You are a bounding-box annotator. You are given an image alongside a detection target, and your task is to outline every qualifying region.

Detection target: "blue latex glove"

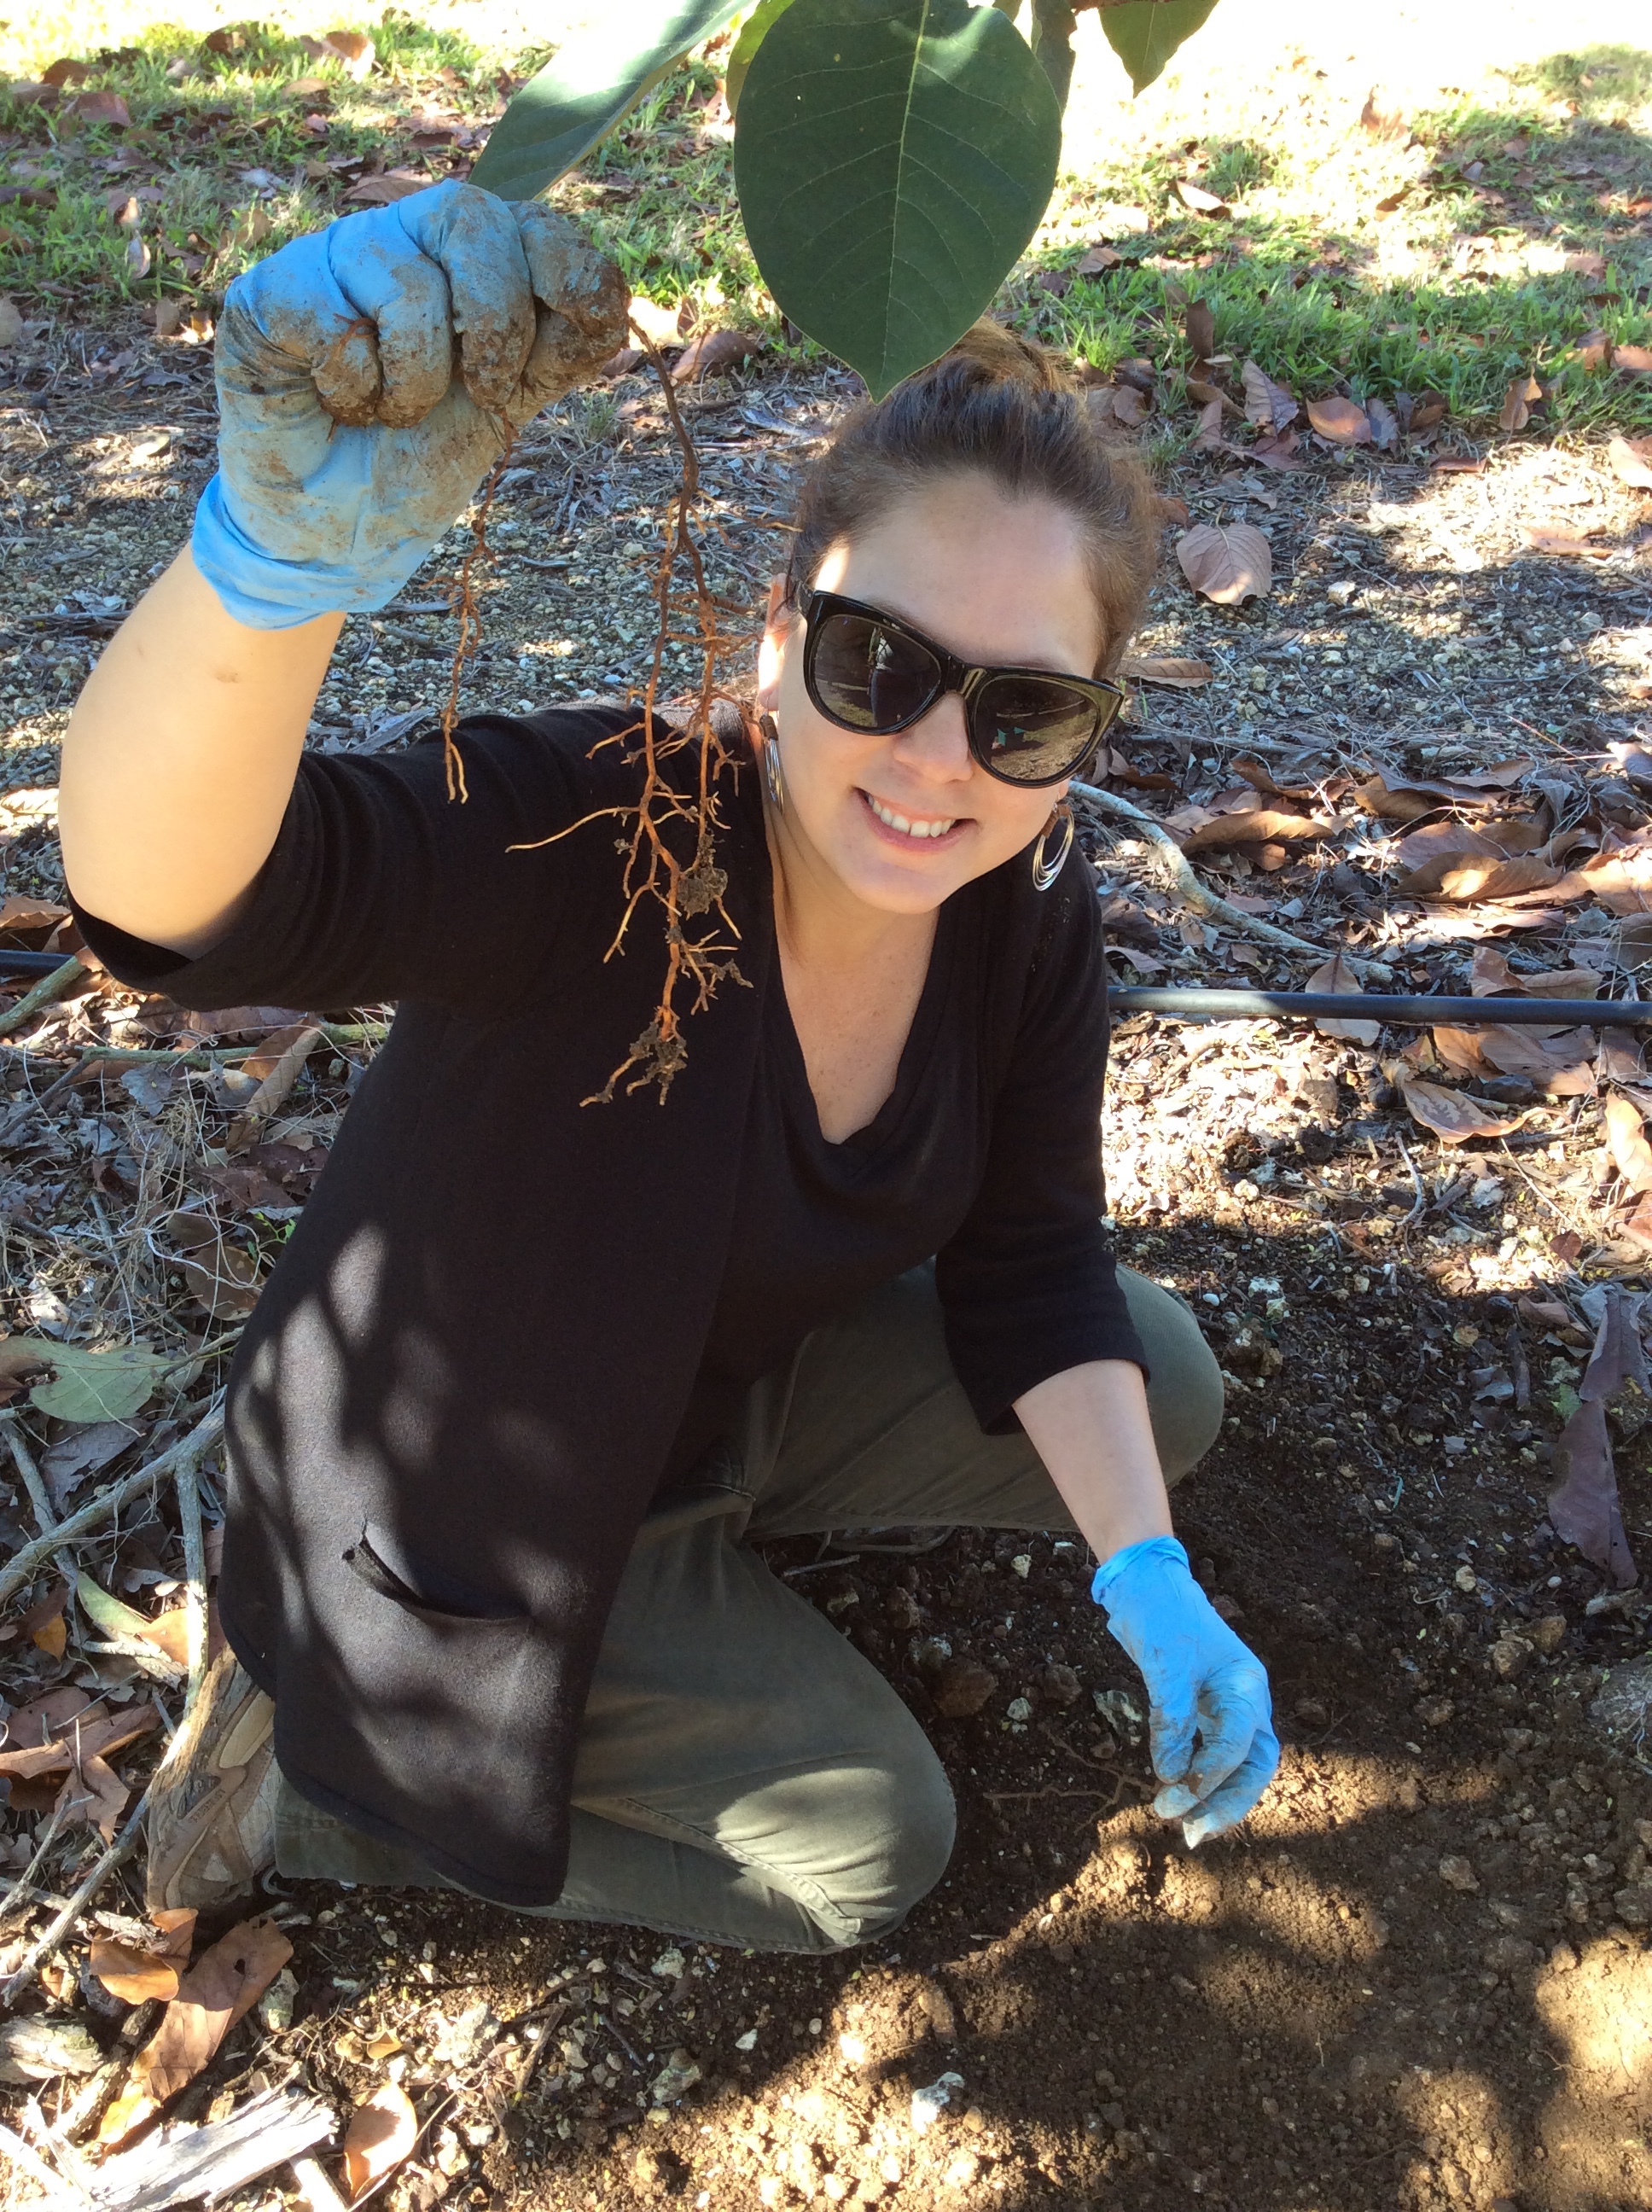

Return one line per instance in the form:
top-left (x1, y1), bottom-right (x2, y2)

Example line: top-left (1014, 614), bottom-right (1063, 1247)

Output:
top-left (193, 180), bottom-right (627, 628)
top-left (1092, 1534), bottom-right (1279, 1847)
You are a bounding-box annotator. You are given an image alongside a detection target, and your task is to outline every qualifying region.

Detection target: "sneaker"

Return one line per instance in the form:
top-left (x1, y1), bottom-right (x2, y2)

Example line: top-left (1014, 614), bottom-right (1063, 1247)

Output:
top-left (144, 1650), bottom-right (279, 1912)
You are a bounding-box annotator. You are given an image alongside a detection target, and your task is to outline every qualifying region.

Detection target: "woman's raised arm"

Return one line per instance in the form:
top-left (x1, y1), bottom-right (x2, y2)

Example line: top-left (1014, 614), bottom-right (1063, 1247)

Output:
top-left (59, 182), bottom-right (626, 958)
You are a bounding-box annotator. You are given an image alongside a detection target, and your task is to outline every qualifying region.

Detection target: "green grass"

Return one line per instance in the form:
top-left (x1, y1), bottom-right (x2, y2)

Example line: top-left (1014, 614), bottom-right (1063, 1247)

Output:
top-left (1, 7), bottom-right (1649, 436)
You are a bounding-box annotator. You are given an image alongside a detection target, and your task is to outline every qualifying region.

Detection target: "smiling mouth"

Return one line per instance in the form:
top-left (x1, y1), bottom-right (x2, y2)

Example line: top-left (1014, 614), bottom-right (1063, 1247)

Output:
top-left (861, 789), bottom-right (962, 842)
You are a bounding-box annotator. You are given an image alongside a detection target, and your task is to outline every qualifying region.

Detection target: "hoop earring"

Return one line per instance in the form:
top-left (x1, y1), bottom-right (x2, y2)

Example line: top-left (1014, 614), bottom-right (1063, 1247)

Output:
top-left (1030, 801), bottom-right (1074, 892)
top-left (759, 711), bottom-right (785, 812)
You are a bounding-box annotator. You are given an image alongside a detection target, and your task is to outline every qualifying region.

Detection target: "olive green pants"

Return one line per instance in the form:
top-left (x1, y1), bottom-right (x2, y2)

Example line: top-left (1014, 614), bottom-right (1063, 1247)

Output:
top-left (274, 1262), bottom-right (1222, 1950)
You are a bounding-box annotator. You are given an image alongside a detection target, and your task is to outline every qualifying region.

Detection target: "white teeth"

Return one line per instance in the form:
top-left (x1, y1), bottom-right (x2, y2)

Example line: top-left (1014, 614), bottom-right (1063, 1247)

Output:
top-left (866, 792), bottom-right (956, 840)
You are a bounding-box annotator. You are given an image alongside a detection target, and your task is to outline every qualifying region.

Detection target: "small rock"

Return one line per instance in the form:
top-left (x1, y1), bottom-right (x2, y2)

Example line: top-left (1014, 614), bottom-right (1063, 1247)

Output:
top-left (912, 1636), bottom-right (952, 1676)
top-left (1455, 1565), bottom-right (1479, 1593)
top-left (632, 2145), bottom-right (668, 2195)
top-left (1549, 1941), bottom-right (1578, 1971)
top-left (1293, 1696), bottom-right (1329, 1729)
top-left (1211, 1592), bottom-right (1246, 1621)
top-left (1490, 1634), bottom-right (1534, 1681)
top-left (650, 1947), bottom-right (687, 1981)
top-left (962, 2106), bottom-right (986, 2133)
top-left (1416, 1695), bottom-right (1455, 1728)
top-left (650, 2046), bottom-right (702, 2105)
top-left (1009, 1553), bottom-right (1032, 1579)
top-left (0, 2017), bottom-right (103, 2084)
top-left (943, 2151), bottom-right (980, 2190)
top-left (887, 1587), bottom-right (922, 1633)
top-left (1482, 1934), bottom-right (1536, 1975)
top-left (910, 2071), bottom-right (964, 2133)
top-left (1100, 2101), bottom-right (1126, 2130)
top-left (1440, 1854), bottom-right (1479, 1893)
top-left (256, 1965), bottom-right (298, 2034)
top-left (915, 1978), bottom-right (958, 2042)
top-left (1041, 1662), bottom-right (1082, 1707)
top-left (932, 1657), bottom-right (998, 1720)
top-left (734, 2028), bottom-right (759, 2052)
top-left (433, 1999), bottom-right (497, 2071)
top-left (1005, 1696), bottom-right (1033, 1724)
top-left (1612, 1885), bottom-right (1651, 1928)
top-left (1530, 1615), bottom-right (1568, 1656)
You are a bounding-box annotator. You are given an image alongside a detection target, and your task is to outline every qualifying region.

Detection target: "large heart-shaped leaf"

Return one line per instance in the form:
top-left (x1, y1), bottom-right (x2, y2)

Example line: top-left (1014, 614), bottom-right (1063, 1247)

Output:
top-left (470, 0), bottom-right (745, 203)
top-left (724, 0), bottom-right (797, 115)
top-left (735, 0), bottom-right (1062, 399)
top-left (1099, 0), bottom-right (1220, 96)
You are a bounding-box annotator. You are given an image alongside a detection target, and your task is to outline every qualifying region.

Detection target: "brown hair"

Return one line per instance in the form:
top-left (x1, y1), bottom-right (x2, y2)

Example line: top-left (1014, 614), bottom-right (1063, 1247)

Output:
top-left (784, 320), bottom-right (1160, 672)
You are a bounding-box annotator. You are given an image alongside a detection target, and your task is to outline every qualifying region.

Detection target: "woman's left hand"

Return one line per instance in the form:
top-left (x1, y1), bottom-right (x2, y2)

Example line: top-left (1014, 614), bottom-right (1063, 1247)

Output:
top-left (1091, 1534), bottom-right (1279, 1846)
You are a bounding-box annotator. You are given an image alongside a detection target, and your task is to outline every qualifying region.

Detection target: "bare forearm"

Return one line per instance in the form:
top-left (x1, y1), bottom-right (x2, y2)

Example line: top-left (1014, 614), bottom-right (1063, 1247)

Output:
top-left (1014, 1359), bottom-right (1172, 1565)
top-left (57, 545), bottom-right (342, 957)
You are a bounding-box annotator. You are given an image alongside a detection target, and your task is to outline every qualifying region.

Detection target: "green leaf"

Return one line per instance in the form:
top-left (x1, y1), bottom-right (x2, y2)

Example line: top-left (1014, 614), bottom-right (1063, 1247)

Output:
top-left (1029, 0), bottom-right (1076, 112)
top-left (1098, 0), bottom-right (1220, 96)
top-left (725, 0), bottom-right (797, 116)
top-left (74, 1571), bottom-right (153, 1644)
top-left (23, 1340), bottom-right (170, 1423)
top-left (735, 0), bottom-right (1062, 399)
top-left (470, 0), bottom-right (746, 204)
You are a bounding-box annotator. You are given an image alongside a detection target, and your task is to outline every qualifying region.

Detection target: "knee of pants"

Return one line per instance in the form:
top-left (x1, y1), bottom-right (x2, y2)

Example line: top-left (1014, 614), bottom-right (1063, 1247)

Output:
top-left (804, 1745), bottom-right (957, 1949)
top-left (1118, 1267), bottom-right (1226, 1485)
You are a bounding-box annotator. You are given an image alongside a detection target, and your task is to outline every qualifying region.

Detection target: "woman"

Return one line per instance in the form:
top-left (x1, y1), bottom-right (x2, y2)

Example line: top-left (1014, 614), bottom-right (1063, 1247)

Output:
top-left (58, 183), bottom-right (1277, 1953)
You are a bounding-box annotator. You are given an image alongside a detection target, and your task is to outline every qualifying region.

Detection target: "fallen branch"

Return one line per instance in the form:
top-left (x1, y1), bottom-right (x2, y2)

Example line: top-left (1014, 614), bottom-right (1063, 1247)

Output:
top-left (0, 1416), bottom-right (75, 1584)
top-left (0, 1779), bottom-right (153, 2006)
top-left (0, 1402), bottom-right (224, 1613)
top-left (0, 955), bottom-right (87, 1041)
top-left (174, 1441), bottom-right (208, 1717)
top-left (1071, 779), bottom-right (1361, 971)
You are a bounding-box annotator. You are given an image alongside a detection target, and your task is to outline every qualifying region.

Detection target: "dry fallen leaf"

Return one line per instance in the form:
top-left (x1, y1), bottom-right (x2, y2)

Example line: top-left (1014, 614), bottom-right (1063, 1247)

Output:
top-left (343, 172), bottom-right (429, 206)
top-left (625, 294), bottom-right (683, 347)
top-left (1174, 179), bottom-right (1230, 217)
top-left (1607, 434), bottom-right (1652, 492)
top-left (671, 328), bottom-right (764, 382)
top-left (1074, 242), bottom-right (1122, 276)
top-left (1614, 343), bottom-right (1652, 375)
top-left (1118, 655), bottom-right (1213, 689)
top-left (1605, 1093), bottom-right (1652, 1194)
top-left (1181, 806), bottom-right (1327, 853)
top-left (1184, 298), bottom-right (1215, 361)
top-left (100, 1918), bottom-right (294, 2145)
top-left (1176, 521), bottom-right (1272, 605)
top-left (1500, 373), bottom-right (1543, 433)
top-left (1522, 526), bottom-right (1612, 560)
top-left (89, 1941), bottom-right (182, 2005)
top-left (1397, 1075), bottom-right (1537, 1144)
top-left (1438, 855), bottom-right (1562, 903)
top-left (1306, 953), bottom-right (1379, 1045)
top-left (1240, 360), bottom-right (1299, 432)
top-left (343, 2082), bottom-right (419, 2200)
top-left (1549, 1288), bottom-right (1644, 1587)
top-left (1306, 395), bottom-right (1371, 445)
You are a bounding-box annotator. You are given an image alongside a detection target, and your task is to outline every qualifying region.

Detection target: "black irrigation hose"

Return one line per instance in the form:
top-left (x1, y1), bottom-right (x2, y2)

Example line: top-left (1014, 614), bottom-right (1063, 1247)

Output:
top-left (1109, 987), bottom-right (1652, 1027)
top-left (1, 948), bottom-right (1643, 1029)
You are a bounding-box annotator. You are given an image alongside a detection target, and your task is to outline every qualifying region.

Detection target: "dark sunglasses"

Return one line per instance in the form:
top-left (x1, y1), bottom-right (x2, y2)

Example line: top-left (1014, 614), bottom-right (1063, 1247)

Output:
top-left (795, 586), bottom-right (1125, 788)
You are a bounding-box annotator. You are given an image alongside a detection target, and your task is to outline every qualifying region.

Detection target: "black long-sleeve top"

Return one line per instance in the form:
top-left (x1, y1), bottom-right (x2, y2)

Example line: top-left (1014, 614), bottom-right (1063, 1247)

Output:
top-left (72, 703), bottom-right (1139, 1905)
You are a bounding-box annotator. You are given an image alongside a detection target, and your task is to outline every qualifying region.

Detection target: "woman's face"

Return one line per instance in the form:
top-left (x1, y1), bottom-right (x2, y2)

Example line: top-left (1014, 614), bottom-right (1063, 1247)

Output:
top-left (756, 474), bottom-right (1104, 917)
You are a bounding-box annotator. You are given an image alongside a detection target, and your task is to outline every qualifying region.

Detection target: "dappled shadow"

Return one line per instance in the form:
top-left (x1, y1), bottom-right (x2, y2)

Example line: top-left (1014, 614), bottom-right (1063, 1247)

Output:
top-left (1022, 46), bottom-right (1652, 440)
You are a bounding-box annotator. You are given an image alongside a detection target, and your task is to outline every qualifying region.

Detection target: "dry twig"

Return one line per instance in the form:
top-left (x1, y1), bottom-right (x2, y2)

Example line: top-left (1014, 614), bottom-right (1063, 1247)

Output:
top-left (0, 1403), bottom-right (224, 1612)
top-left (1072, 779), bottom-right (1359, 971)
top-left (0, 1778), bottom-right (153, 2007)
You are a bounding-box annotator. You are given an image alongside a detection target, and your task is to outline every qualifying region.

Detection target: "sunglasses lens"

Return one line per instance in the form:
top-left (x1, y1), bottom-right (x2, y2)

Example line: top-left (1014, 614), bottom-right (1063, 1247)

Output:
top-left (973, 675), bottom-right (1103, 783)
top-left (811, 611), bottom-right (942, 732)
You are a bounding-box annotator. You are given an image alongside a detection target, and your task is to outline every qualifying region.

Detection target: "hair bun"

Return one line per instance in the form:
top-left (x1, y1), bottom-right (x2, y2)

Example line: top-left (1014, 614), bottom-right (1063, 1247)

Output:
top-left (938, 317), bottom-right (1071, 394)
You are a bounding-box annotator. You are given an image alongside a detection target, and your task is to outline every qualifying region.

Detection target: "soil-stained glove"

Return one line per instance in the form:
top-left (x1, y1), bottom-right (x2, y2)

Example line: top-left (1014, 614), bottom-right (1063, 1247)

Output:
top-left (192, 181), bottom-right (627, 627)
top-left (1091, 1534), bottom-right (1278, 1847)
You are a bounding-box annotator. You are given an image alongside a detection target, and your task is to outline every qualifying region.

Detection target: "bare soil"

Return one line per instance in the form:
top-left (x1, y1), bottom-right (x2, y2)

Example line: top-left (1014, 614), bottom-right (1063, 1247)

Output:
top-left (2, 316), bottom-right (1651, 2212)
